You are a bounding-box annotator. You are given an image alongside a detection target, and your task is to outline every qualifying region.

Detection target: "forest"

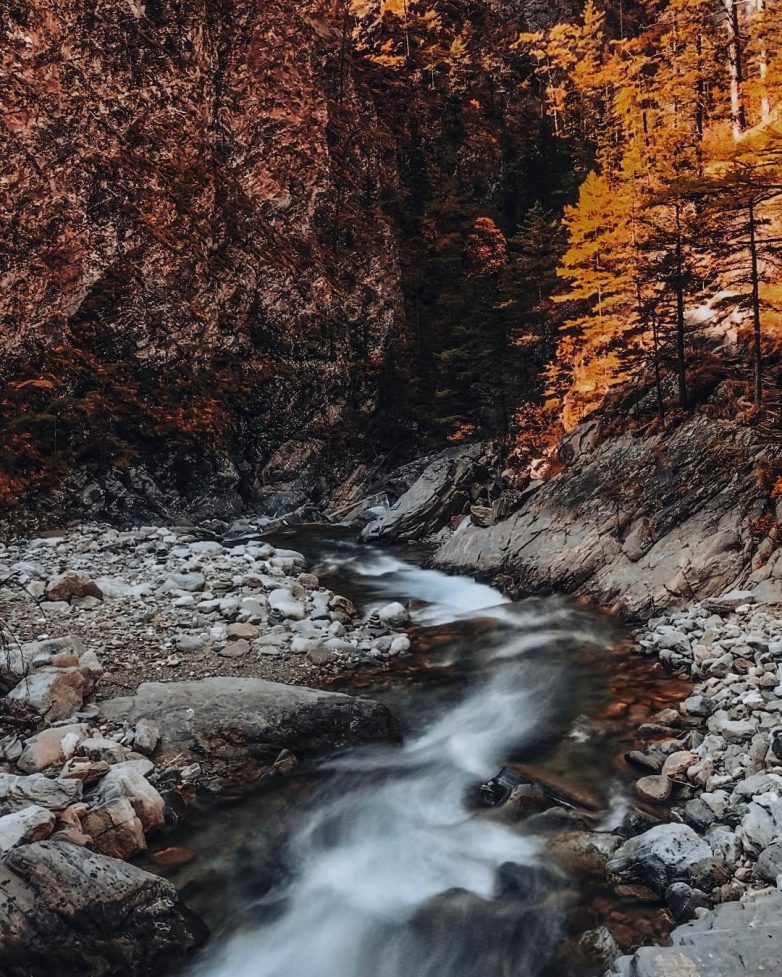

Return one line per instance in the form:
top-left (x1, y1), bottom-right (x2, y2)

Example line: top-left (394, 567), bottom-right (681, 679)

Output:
top-left (2, 0), bottom-right (782, 506)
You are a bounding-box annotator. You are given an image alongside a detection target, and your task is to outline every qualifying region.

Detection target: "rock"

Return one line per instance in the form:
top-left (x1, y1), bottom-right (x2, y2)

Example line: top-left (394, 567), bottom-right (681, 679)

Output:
top-left (707, 712), bottom-right (758, 741)
top-left (737, 793), bottom-right (782, 855)
top-left (377, 602), bottom-right (410, 627)
top-left (757, 841), bottom-right (782, 882)
top-left (607, 889), bottom-right (782, 977)
top-left (79, 736), bottom-right (127, 764)
top-left (0, 841), bottom-right (206, 974)
top-left (16, 723), bottom-right (90, 773)
top-left (160, 572), bottom-right (206, 593)
top-left (218, 639), bottom-right (251, 659)
top-left (7, 668), bottom-right (89, 722)
top-left (45, 571), bottom-right (103, 603)
top-left (88, 761), bottom-right (165, 833)
top-left (60, 757), bottom-right (111, 784)
top-left (683, 695), bottom-right (716, 718)
top-left (665, 881), bottom-right (711, 923)
top-left (0, 773), bottom-right (83, 812)
top-left (607, 824), bottom-right (712, 893)
top-left (576, 926), bottom-right (621, 971)
top-left (226, 622), bottom-right (259, 640)
top-left (634, 774), bottom-right (672, 804)
top-left (133, 718), bottom-right (160, 756)
top-left (361, 443), bottom-right (494, 543)
top-left (267, 589), bottom-right (306, 620)
top-left (81, 797), bottom-right (147, 859)
top-left (101, 678), bottom-right (397, 790)
top-left (662, 751), bottom-right (699, 779)
top-left (174, 634), bottom-right (204, 654)
top-left (0, 635), bottom-right (86, 689)
top-left (703, 590), bottom-right (757, 614)
top-left (306, 643), bottom-right (338, 666)
top-left (0, 806), bottom-right (55, 850)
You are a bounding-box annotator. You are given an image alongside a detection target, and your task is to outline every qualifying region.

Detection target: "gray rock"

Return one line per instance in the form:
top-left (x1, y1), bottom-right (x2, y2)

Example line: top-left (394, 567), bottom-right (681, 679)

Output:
top-left (101, 678), bottom-right (397, 790)
top-left (607, 824), bottom-right (712, 893)
top-left (160, 572), bottom-right (206, 593)
top-left (607, 889), bottom-right (782, 976)
top-left (133, 718), bottom-right (160, 756)
top-left (377, 602), bottom-right (411, 627)
top-left (0, 806), bottom-right (55, 851)
top-left (0, 841), bottom-right (206, 974)
top-left (0, 773), bottom-right (83, 812)
top-left (361, 444), bottom-right (494, 543)
top-left (756, 841), bottom-right (782, 883)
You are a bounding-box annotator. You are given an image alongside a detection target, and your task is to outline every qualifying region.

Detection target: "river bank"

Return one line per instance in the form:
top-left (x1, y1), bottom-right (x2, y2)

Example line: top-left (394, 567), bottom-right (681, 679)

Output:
top-left (3, 499), bottom-right (782, 977)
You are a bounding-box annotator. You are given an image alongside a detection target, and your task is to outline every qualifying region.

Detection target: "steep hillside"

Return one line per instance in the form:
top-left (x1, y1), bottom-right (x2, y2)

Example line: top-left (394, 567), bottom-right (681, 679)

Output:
top-left (0, 0), bottom-right (580, 524)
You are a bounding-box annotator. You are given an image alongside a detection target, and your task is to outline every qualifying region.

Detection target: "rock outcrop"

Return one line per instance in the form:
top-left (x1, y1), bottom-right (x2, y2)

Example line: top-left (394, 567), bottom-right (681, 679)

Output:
top-left (607, 888), bottom-right (782, 976)
top-left (432, 416), bottom-right (781, 616)
top-left (361, 443), bottom-right (498, 543)
top-left (0, 841), bottom-right (206, 976)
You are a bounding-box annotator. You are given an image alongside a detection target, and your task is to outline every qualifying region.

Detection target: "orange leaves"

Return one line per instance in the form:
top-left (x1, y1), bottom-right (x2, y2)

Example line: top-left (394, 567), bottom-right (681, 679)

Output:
top-left (464, 216), bottom-right (507, 278)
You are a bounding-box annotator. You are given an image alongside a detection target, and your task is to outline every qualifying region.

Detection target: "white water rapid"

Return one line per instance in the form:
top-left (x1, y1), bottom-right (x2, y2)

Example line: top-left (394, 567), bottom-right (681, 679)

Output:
top-left (189, 539), bottom-right (613, 977)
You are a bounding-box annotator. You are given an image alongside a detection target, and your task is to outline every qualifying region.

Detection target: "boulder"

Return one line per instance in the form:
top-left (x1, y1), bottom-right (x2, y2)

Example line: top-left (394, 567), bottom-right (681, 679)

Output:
top-left (0, 773), bottom-right (83, 812)
top-left (0, 806), bottom-right (55, 850)
top-left (133, 718), bottom-right (160, 756)
top-left (0, 635), bottom-right (85, 690)
top-left (81, 797), bottom-right (147, 860)
top-left (607, 824), bottom-right (712, 893)
top-left (378, 602), bottom-right (411, 627)
top-left (0, 841), bottom-right (206, 975)
top-left (45, 571), bottom-right (103, 603)
top-left (607, 889), bottom-right (782, 977)
top-left (361, 443), bottom-right (494, 543)
top-left (757, 841), bottom-right (782, 883)
top-left (6, 668), bottom-right (88, 722)
top-left (160, 572), bottom-right (206, 593)
top-left (87, 761), bottom-right (165, 833)
top-left (100, 677), bottom-right (397, 790)
top-left (16, 724), bottom-right (90, 774)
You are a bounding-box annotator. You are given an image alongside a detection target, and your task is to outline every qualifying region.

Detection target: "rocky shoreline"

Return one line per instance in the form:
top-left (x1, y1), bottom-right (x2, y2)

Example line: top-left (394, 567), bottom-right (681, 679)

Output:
top-left (603, 589), bottom-right (782, 974)
top-left (0, 522), bottom-right (403, 975)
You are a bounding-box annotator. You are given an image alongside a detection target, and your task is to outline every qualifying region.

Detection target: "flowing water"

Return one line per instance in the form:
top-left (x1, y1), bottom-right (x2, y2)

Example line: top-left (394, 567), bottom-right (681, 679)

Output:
top-left (163, 528), bottom-right (682, 977)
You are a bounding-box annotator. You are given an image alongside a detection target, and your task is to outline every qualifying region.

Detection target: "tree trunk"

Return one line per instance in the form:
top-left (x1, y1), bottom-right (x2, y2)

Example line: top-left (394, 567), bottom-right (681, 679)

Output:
top-left (757, 0), bottom-right (771, 121)
top-left (652, 314), bottom-right (665, 422)
top-left (725, 0), bottom-right (747, 139)
top-left (749, 198), bottom-right (763, 405)
top-left (674, 203), bottom-right (689, 410)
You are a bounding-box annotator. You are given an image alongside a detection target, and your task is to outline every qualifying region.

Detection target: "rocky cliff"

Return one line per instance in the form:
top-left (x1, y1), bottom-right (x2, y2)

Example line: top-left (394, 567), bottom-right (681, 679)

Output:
top-left (1, 0), bottom-right (587, 526)
top-left (1, 0), bottom-right (402, 520)
top-left (361, 415), bottom-right (782, 616)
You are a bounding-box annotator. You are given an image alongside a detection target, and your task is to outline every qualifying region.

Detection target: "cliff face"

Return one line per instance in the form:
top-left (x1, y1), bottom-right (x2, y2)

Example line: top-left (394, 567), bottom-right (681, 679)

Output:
top-left (2, 0), bottom-right (399, 359)
top-left (1, 0), bottom-right (581, 523)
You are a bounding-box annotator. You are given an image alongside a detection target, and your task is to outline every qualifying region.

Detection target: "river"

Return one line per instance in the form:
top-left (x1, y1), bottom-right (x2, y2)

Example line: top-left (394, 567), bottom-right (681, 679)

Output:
top-left (154, 527), bottom-right (684, 977)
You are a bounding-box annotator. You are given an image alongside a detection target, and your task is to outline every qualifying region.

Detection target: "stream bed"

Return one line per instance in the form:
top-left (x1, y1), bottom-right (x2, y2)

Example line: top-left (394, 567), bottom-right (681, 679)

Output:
top-left (147, 528), bottom-right (688, 977)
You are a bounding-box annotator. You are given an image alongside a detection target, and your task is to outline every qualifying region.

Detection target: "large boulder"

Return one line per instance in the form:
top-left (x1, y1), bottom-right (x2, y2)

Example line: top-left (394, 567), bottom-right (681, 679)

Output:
top-left (0, 841), bottom-right (206, 976)
top-left (101, 677), bottom-right (397, 790)
top-left (6, 667), bottom-right (89, 723)
top-left (606, 889), bottom-right (782, 976)
top-left (361, 443), bottom-right (496, 543)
